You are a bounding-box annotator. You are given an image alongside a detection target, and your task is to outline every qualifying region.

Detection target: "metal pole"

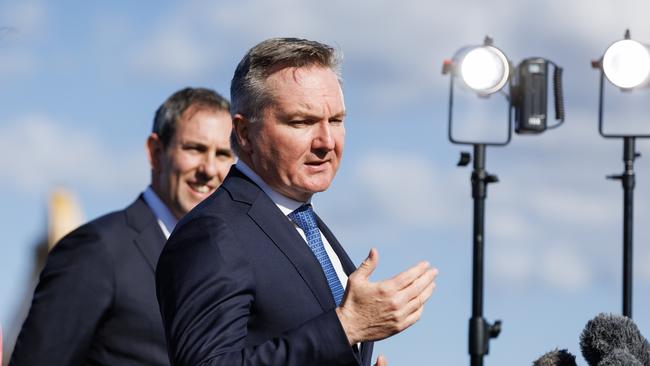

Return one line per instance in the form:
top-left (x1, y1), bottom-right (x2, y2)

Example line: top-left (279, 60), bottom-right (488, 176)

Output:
top-left (470, 144), bottom-right (486, 366)
top-left (468, 144), bottom-right (500, 366)
top-left (622, 137), bottom-right (636, 318)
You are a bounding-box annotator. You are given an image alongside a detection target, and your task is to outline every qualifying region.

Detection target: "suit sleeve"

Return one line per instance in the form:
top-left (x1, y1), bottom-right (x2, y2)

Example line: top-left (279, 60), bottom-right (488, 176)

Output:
top-left (156, 216), bottom-right (358, 366)
top-left (10, 224), bottom-right (114, 366)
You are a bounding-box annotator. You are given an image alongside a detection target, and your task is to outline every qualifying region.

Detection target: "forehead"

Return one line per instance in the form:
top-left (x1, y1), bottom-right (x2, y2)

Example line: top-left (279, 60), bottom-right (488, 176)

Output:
top-left (174, 106), bottom-right (232, 140)
top-left (265, 66), bottom-right (345, 114)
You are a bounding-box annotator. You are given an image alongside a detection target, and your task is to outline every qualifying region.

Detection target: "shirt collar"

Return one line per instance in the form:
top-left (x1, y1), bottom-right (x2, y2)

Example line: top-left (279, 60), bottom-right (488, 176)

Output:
top-left (235, 160), bottom-right (309, 216)
top-left (142, 186), bottom-right (178, 239)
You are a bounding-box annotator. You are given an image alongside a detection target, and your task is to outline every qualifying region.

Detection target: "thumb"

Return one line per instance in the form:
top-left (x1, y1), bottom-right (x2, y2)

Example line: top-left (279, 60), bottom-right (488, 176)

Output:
top-left (374, 354), bottom-right (387, 366)
top-left (355, 248), bottom-right (379, 279)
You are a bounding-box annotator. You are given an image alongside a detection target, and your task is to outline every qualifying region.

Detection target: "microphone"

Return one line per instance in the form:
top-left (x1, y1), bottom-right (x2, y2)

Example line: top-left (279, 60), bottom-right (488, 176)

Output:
top-left (532, 348), bottom-right (577, 366)
top-left (579, 313), bottom-right (650, 366)
top-left (598, 348), bottom-right (643, 366)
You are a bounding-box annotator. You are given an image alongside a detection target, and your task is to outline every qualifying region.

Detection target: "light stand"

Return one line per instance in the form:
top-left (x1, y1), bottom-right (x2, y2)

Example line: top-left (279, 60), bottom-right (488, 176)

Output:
top-left (467, 143), bottom-right (501, 366)
top-left (444, 38), bottom-right (511, 366)
top-left (592, 29), bottom-right (650, 318)
top-left (444, 36), bottom-right (564, 366)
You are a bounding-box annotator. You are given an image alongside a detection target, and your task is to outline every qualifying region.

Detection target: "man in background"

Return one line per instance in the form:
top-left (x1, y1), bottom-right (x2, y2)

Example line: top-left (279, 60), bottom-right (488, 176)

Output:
top-left (156, 38), bottom-right (438, 366)
top-left (10, 87), bottom-right (235, 366)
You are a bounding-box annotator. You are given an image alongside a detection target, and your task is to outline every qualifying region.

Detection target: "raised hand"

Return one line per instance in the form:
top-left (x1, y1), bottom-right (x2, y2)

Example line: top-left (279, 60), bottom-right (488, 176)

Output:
top-left (336, 248), bottom-right (438, 345)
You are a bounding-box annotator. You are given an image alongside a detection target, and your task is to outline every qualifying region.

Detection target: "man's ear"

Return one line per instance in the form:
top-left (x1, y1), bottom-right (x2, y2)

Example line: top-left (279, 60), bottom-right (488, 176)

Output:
top-left (146, 133), bottom-right (163, 170)
top-left (233, 114), bottom-right (253, 154)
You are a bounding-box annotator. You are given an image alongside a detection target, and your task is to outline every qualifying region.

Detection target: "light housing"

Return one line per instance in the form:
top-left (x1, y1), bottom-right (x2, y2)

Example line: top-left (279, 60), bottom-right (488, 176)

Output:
top-left (593, 29), bottom-right (650, 138)
top-left (453, 44), bottom-right (510, 96)
top-left (443, 36), bottom-right (564, 145)
top-left (601, 31), bottom-right (650, 90)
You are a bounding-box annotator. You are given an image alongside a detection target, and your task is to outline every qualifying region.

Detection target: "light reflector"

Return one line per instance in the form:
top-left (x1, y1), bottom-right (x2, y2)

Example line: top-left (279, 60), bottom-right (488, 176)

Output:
top-left (458, 46), bottom-right (510, 95)
top-left (603, 39), bottom-right (650, 89)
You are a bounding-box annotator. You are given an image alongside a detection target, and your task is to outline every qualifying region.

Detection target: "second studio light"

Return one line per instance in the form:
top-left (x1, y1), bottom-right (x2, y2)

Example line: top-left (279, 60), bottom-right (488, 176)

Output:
top-left (602, 32), bottom-right (650, 90)
top-left (592, 29), bottom-right (650, 319)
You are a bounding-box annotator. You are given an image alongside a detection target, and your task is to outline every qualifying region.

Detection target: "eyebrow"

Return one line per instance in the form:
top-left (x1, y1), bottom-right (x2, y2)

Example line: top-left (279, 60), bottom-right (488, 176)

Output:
top-left (216, 148), bottom-right (234, 155)
top-left (280, 108), bottom-right (346, 120)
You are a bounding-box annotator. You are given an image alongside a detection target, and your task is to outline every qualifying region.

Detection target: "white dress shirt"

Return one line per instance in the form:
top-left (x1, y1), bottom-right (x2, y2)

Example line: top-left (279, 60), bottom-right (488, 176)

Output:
top-left (142, 186), bottom-right (178, 239)
top-left (235, 160), bottom-right (349, 291)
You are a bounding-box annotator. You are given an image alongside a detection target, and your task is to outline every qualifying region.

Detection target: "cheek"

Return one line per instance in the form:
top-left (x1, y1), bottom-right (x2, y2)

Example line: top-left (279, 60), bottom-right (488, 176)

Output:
top-left (172, 154), bottom-right (197, 175)
top-left (217, 159), bottom-right (232, 176)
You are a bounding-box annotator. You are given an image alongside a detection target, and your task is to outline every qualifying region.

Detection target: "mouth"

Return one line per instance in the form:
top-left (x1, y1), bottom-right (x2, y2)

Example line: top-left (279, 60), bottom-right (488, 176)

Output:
top-left (187, 182), bottom-right (214, 194)
top-left (304, 159), bottom-right (332, 173)
top-left (305, 159), bottom-right (330, 167)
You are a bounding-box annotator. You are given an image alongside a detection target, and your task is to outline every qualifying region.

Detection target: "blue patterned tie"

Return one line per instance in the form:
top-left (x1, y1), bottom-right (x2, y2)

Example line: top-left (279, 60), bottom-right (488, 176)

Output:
top-left (288, 204), bottom-right (345, 306)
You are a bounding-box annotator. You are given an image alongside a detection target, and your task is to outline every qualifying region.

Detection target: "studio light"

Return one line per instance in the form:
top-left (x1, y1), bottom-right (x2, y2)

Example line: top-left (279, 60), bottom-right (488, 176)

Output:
top-left (592, 29), bottom-right (650, 319)
top-left (602, 37), bottom-right (650, 89)
top-left (442, 36), bottom-right (564, 366)
top-left (455, 45), bottom-right (510, 95)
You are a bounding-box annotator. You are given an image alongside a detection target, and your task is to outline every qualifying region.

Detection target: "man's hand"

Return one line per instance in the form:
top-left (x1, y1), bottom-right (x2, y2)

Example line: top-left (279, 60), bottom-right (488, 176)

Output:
top-left (336, 248), bottom-right (438, 345)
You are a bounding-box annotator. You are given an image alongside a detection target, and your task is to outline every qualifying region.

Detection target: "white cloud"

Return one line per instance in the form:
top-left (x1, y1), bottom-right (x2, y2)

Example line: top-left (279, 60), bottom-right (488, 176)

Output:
top-left (491, 248), bottom-right (535, 288)
top-left (490, 209), bottom-right (538, 243)
top-left (538, 243), bottom-right (592, 291)
top-left (0, 50), bottom-right (36, 78)
top-left (0, 1), bottom-right (46, 36)
top-left (0, 1), bottom-right (46, 79)
top-left (114, 0), bottom-right (650, 109)
top-left (0, 115), bottom-right (147, 195)
top-left (530, 188), bottom-right (614, 225)
top-left (129, 27), bottom-right (212, 80)
top-left (490, 239), bottom-right (595, 292)
top-left (355, 151), bottom-right (464, 228)
top-left (638, 249), bottom-right (650, 283)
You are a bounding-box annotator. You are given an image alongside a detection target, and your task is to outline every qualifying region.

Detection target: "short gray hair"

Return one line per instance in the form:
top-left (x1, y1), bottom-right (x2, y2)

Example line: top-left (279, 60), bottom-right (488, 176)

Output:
top-left (153, 87), bottom-right (230, 148)
top-left (229, 37), bottom-right (342, 154)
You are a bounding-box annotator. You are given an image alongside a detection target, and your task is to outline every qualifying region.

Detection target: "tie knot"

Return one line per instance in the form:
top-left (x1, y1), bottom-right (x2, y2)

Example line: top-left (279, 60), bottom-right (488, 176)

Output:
top-left (288, 204), bottom-right (318, 232)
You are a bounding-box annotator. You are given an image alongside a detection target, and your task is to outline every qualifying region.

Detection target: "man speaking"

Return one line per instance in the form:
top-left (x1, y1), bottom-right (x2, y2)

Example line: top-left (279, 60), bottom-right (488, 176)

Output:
top-left (156, 38), bottom-right (438, 366)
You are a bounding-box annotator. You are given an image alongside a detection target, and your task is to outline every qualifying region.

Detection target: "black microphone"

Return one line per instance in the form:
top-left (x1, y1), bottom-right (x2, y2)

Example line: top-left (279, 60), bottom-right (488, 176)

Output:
top-left (579, 313), bottom-right (650, 366)
top-left (532, 348), bottom-right (577, 366)
top-left (598, 348), bottom-right (643, 366)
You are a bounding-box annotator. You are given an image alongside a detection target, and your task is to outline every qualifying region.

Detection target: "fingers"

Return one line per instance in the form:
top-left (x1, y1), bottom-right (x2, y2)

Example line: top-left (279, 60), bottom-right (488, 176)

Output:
top-left (374, 354), bottom-right (387, 366)
top-left (353, 248), bottom-right (379, 279)
top-left (400, 267), bottom-right (438, 302)
top-left (400, 280), bottom-right (437, 320)
top-left (389, 261), bottom-right (431, 290)
top-left (400, 301), bottom-right (426, 332)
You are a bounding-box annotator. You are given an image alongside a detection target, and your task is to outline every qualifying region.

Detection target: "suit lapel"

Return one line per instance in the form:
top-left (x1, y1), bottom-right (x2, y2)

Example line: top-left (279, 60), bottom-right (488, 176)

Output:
top-left (223, 167), bottom-right (373, 363)
top-left (125, 196), bottom-right (167, 272)
top-left (316, 215), bottom-right (356, 276)
top-left (248, 195), bottom-right (337, 311)
top-left (317, 213), bottom-right (375, 362)
top-left (224, 167), bottom-right (337, 311)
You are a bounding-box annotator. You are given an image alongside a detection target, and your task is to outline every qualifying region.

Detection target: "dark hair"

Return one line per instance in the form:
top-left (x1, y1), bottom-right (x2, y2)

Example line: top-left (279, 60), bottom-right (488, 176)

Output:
top-left (153, 87), bottom-right (230, 147)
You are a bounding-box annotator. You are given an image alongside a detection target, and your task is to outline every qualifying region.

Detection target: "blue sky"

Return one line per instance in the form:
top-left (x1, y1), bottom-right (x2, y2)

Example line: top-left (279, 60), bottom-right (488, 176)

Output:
top-left (3, 1), bottom-right (650, 365)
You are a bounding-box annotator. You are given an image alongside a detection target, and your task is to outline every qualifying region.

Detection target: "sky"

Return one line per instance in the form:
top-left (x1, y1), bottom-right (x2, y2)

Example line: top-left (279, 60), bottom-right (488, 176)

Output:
top-left (2, 0), bottom-right (650, 365)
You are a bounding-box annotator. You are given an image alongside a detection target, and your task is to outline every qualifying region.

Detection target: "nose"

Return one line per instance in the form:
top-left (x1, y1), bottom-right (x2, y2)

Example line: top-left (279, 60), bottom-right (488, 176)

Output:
top-left (312, 121), bottom-right (336, 151)
top-left (198, 153), bottom-right (218, 180)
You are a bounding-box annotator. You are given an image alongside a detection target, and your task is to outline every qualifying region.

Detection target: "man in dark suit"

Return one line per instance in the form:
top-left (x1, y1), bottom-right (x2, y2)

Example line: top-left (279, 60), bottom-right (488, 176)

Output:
top-left (10, 87), bottom-right (235, 366)
top-left (156, 38), bottom-right (439, 366)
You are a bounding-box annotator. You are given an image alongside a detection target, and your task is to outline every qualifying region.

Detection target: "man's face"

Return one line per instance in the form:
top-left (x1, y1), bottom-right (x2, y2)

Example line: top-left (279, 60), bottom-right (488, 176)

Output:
top-left (148, 105), bottom-right (234, 219)
top-left (237, 66), bottom-right (345, 202)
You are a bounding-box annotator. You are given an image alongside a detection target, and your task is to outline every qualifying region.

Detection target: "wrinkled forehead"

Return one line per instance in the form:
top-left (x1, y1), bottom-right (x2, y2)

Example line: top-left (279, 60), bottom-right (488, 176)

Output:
top-left (264, 66), bottom-right (344, 107)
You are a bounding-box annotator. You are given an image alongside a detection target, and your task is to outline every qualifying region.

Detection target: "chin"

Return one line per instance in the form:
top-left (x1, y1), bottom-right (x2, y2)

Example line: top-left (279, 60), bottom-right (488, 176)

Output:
top-left (302, 182), bottom-right (332, 194)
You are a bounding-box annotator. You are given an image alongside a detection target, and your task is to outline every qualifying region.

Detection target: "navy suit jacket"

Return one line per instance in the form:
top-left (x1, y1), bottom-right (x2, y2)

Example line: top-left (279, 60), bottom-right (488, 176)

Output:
top-left (156, 167), bottom-right (373, 366)
top-left (10, 196), bottom-right (170, 366)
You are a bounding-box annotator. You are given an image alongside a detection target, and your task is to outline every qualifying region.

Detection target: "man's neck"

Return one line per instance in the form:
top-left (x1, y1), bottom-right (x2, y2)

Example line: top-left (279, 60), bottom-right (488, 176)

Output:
top-left (235, 160), bottom-right (308, 216)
